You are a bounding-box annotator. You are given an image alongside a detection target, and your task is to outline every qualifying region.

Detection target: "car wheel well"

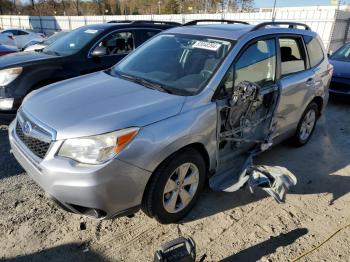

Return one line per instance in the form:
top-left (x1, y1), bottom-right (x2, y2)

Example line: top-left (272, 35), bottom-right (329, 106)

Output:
top-left (141, 143), bottom-right (210, 208)
top-left (311, 96), bottom-right (323, 117)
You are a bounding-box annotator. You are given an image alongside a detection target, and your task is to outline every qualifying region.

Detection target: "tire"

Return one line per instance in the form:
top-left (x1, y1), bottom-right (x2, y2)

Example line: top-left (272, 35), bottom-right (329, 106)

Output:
top-left (292, 102), bottom-right (319, 147)
top-left (142, 148), bottom-right (206, 224)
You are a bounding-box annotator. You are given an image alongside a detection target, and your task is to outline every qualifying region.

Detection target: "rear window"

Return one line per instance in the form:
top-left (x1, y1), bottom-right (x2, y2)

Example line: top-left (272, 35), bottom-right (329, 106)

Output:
top-left (304, 35), bottom-right (324, 67)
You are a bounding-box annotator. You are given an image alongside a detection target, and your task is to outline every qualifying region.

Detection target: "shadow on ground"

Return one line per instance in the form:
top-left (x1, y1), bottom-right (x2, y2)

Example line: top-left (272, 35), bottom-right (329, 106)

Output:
top-left (1, 242), bottom-right (109, 262)
top-left (220, 228), bottom-right (308, 262)
top-left (0, 126), bottom-right (24, 179)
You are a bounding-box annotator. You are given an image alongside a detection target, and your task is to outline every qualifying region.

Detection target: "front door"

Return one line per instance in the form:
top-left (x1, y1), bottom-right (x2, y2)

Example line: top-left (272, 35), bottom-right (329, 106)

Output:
top-left (82, 30), bottom-right (136, 75)
top-left (211, 38), bottom-right (279, 190)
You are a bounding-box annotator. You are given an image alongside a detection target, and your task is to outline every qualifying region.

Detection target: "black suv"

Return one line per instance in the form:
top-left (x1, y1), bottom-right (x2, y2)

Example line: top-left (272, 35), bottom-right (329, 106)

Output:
top-left (0, 21), bottom-right (179, 115)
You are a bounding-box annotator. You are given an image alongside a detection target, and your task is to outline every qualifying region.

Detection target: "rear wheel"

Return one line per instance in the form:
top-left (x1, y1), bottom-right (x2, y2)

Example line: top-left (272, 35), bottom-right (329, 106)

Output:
top-left (142, 148), bottom-right (206, 224)
top-left (292, 102), bottom-right (319, 146)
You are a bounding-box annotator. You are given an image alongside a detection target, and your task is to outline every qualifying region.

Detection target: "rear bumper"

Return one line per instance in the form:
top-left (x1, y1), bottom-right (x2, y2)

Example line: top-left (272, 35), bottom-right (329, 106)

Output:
top-left (9, 120), bottom-right (152, 219)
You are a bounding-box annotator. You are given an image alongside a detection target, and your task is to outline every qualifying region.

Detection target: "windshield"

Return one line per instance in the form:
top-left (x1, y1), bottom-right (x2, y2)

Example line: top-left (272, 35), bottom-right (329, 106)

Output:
top-left (43, 31), bottom-right (69, 46)
top-left (43, 27), bottom-right (102, 56)
top-left (330, 43), bottom-right (350, 61)
top-left (113, 34), bottom-right (233, 95)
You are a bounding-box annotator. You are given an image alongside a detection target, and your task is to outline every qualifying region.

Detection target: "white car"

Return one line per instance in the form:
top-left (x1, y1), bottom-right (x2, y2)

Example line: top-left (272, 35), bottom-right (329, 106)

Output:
top-left (0, 31), bottom-right (17, 47)
top-left (24, 31), bottom-right (69, 52)
top-left (0, 29), bottom-right (45, 49)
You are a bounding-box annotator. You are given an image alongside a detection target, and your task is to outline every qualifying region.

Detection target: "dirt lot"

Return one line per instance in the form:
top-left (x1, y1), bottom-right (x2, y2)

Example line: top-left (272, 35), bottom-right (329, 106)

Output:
top-left (0, 99), bottom-right (349, 262)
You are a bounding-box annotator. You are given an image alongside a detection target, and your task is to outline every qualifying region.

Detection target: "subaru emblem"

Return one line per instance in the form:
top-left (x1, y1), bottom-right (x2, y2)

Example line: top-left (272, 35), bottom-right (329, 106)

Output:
top-left (23, 121), bottom-right (32, 136)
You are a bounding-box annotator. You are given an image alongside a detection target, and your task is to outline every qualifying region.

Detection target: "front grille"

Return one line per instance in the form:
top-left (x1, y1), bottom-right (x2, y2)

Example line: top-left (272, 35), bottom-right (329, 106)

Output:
top-left (330, 79), bottom-right (350, 92)
top-left (16, 122), bottom-right (51, 159)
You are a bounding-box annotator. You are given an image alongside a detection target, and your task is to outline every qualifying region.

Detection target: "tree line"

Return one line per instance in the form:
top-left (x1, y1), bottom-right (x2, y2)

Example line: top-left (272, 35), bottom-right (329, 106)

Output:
top-left (0, 0), bottom-right (254, 16)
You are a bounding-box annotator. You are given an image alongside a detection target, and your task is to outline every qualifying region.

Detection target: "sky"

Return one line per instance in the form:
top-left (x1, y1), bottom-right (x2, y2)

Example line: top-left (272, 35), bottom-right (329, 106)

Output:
top-left (254, 0), bottom-right (345, 7)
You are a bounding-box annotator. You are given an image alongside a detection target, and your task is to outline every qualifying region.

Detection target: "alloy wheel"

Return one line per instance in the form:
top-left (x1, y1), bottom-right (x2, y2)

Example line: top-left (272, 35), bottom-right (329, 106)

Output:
top-left (162, 163), bottom-right (199, 214)
top-left (299, 109), bottom-right (316, 141)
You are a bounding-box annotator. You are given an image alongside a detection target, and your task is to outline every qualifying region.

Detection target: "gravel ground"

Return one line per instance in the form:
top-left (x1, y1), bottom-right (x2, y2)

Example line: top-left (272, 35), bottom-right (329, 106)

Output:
top-left (0, 99), bottom-right (349, 262)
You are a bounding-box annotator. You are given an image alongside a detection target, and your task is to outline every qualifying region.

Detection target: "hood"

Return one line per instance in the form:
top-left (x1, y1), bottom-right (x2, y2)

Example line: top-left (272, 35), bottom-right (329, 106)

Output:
top-left (22, 71), bottom-right (186, 140)
top-left (0, 51), bottom-right (57, 68)
top-left (329, 59), bottom-right (350, 78)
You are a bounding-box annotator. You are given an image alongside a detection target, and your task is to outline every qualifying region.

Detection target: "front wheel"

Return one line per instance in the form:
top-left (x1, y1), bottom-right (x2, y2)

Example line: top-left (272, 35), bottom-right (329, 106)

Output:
top-left (292, 102), bottom-right (319, 146)
top-left (142, 148), bottom-right (206, 224)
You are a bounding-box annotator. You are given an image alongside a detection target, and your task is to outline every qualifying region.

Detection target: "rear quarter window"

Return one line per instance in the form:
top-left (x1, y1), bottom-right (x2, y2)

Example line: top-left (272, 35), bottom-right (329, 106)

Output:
top-left (304, 35), bottom-right (324, 67)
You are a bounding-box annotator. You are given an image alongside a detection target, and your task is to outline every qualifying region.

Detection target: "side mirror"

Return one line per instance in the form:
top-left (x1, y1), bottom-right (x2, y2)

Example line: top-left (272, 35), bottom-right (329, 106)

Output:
top-left (91, 46), bottom-right (107, 58)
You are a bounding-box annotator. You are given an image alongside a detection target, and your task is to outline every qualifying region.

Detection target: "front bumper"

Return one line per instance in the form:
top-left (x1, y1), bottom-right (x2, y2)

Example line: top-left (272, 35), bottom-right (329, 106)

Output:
top-left (8, 120), bottom-right (152, 219)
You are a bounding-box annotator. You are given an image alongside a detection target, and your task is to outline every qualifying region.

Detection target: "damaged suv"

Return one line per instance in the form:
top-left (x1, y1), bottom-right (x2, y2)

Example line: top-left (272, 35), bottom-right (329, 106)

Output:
top-left (9, 21), bottom-right (331, 224)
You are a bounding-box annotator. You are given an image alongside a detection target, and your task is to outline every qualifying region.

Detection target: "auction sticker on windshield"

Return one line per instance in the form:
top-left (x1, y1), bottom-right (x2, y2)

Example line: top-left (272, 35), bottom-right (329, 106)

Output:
top-left (193, 41), bottom-right (222, 51)
top-left (85, 29), bottom-right (99, 34)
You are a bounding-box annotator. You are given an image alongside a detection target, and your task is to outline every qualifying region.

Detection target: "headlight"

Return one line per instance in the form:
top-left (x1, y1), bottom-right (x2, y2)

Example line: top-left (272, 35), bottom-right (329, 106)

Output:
top-left (58, 128), bottom-right (139, 165)
top-left (0, 98), bottom-right (14, 110)
top-left (0, 67), bottom-right (23, 86)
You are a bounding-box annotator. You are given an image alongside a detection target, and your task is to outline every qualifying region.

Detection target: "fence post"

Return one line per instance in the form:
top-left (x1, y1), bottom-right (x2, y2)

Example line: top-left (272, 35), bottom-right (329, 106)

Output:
top-left (0, 16), bottom-right (3, 29)
top-left (10, 16), bottom-right (13, 27)
top-left (84, 16), bottom-right (87, 25)
top-left (68, 16), bottom-right (72, 30)
top-left (39, 16), bottom-right (43, 33)
top-left (54, 17), bottom-right (57, 31)
top-left (18, 16), bottom-right (21, 29)
top-left (344, 18), bottom-right (350, 44)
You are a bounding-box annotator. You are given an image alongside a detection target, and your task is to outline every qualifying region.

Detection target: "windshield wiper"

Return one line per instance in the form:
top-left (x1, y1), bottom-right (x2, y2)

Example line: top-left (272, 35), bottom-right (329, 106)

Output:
top-left (119, 74), bottom-right (173, 94)
top-left (43, 49), bottom-right (61, 56)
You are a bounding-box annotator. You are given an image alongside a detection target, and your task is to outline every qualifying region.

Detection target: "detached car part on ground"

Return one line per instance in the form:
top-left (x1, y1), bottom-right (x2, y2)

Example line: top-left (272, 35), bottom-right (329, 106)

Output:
top-left (0, 21), bottom-right (178, 113)
top-left (9, 21), bottom-right (331, 224)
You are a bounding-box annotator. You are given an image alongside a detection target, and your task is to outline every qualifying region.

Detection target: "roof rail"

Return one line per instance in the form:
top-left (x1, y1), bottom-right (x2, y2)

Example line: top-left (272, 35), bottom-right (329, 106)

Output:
top-left (183, 19), bottom-right (249, 26)
top-left (252, 22), bottom-right (311, 31)
top-left (131, 20), bottom-right (181, 25)
top-left (107, 20), bottom-right (133, 23)
top-left (107, 20), bottom-right (180, 25)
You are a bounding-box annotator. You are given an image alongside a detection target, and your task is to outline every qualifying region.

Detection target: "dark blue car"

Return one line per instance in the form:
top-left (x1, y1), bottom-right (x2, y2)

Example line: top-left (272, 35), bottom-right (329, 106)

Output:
top-left (329, 43), bottom-right (350, 95)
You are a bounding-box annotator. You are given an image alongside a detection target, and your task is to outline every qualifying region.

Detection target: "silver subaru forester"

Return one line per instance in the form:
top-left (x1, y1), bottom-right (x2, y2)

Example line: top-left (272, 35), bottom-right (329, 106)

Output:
top-left (9, 21), bottom-right (332, 224)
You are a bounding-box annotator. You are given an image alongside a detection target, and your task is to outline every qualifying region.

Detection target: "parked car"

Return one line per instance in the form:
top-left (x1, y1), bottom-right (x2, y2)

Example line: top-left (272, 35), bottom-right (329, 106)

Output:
top-left (23, 31), bottom-right (70, 52)
top-left (0, 21), bottom-right (178, 113)
top-left (329, 42), bottom-right (350, 96)
top-left (0, 44), bottom-right (18, 56)
top-left (0, 31), bottom-right (17, 47)
top-left (0, 29), bottom-right (45, 49)
top-left (9, 21), bottom-right (331, 224)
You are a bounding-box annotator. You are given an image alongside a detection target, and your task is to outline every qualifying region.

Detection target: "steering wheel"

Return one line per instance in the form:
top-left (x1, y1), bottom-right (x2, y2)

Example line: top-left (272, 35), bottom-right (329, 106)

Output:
top-left (200, 69), bottom-right (213, 79)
